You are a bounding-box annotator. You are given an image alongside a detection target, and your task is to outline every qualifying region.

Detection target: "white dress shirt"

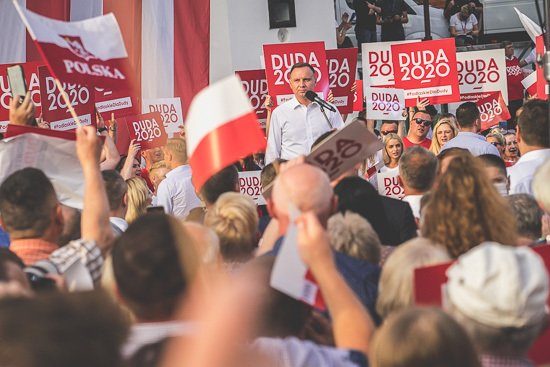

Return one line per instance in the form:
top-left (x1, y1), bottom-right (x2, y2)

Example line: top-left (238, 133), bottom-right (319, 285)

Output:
top-left (402, 194), bottom-right (423, 220)
top-left (440, 132), bottom-right (500, 157)
top-left (265, 97), bottom-right (344, 164)
top-left (156, 165), bottom-right (202, 219)
top-left (508, 148), bottom-right (550, 195)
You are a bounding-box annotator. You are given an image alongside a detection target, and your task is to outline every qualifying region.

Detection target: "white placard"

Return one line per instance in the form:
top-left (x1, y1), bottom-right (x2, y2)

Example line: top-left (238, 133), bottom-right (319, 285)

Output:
top-left (142, 97), bottom-right (184, 138)
top-left (238, 170), bottom-right (266, 205)
top-left (365, 87), bottom-right (406, 121)
top-left (377, 169), bottom-right (405, 199)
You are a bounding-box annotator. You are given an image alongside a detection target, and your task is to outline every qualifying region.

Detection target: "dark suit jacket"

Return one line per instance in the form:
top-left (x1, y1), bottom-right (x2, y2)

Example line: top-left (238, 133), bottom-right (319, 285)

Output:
top-left (380, 196), bottom-right (417, 246)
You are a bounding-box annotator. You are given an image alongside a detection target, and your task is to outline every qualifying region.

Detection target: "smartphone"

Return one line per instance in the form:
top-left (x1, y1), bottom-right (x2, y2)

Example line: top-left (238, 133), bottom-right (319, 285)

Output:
top-left (146, 206), bottom-right (165, 213)
top-left (7, 65), bottom-right (27, 100)
top-left (27, 273), bottom-right (57, 292)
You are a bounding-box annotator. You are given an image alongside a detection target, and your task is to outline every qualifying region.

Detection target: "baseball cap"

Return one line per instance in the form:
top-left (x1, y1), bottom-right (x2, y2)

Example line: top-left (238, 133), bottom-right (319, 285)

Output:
top-left (445, 242), bottom-right (549, 328)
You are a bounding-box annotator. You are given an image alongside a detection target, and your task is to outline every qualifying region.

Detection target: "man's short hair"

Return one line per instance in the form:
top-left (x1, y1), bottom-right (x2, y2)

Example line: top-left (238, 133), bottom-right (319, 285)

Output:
top-left (200, 165), bottom-right (239, 205)
top-left (455, 102), bottom-right (480, 128)
top-left (399, 147), bottom-right (438, 192)
top-left (517, 99), bottom-right (549, 148)
top-left (260, 159), bottom-right (287, 190)
top-left (477, 154), bottom-right (507, 178)
top-left (112, 213), bottom-right (198, 321)
top-left (381, 120), bottom-right (398, 128)
top-left (0, 168), bottom-right (57, 237)
top-left (0, 248), bottom-right (25, 282)
top-left (101, 170), bottom-right (127, 212)
top-left (289, 62), bottom-right (315, 77)
top-left (165, 138), bottom-right (188, 163)
top-left (507, 194), bottom-right (543, 240)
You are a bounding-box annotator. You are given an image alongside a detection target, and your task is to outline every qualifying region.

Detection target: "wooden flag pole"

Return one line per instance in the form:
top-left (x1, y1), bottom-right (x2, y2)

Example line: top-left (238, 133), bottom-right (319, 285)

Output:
top-left (53, 78), bottom-right (82, 128)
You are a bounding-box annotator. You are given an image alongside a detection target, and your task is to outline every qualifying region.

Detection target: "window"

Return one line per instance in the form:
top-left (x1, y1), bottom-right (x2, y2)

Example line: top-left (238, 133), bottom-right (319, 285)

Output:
top-left (268, 0), bottom-right (297, 29)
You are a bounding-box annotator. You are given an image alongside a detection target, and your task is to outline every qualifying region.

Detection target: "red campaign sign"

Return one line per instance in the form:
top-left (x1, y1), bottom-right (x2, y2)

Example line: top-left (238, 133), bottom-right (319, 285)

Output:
top-left (353, 79), bottom-right (364, 112)
top-left (0, 62), bottom-right (43, 124)
top-left (391, 38), bottom-right (460, 107)
top-left (125, 112), bottom-right (167, 151)
top-left (38, 66), bottom-right (95, 131)
top-left (94, 88), bottom-right (139, 122)
top-left (263, 41), bottom-right (329, 107)
top-left (326, 48), bottom-right (358, 114)
top-left (235, 69), bottom-right (268, 121)
top-left (536, 35), bottom-right (548, 100)
top-left (476, 92), bottom-right (511, 132)
top-left (414, 245), bottom-right (550, 366)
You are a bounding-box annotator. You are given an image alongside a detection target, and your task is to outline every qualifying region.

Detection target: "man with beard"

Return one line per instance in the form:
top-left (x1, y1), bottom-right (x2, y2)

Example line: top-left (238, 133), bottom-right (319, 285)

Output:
top-left (403, 111), bottom-right (432, 150)
top-left (441, 102), bottom-right (500, 157)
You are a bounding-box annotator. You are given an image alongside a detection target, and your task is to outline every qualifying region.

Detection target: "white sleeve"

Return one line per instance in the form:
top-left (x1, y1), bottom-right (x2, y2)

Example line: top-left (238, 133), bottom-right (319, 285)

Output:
top-left (331, 108), bottom-right (345, 129)
top-left (449, 15), bottom-right (458, 28)
top-left (265, 109), bottom-right (283, 164)
top-left (155, 180), bottom-right (173, 214)
top-left (470, 14), bottom-right (478, 26)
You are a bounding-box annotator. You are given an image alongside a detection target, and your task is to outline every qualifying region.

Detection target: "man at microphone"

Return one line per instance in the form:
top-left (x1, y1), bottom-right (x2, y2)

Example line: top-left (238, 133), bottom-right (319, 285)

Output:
top-left (265, 62), bottom-right (344, 164)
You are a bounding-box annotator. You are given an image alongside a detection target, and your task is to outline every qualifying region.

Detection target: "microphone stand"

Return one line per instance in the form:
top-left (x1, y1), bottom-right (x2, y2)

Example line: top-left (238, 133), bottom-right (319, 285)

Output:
top-left (320, 105), bottom-right (333, 130)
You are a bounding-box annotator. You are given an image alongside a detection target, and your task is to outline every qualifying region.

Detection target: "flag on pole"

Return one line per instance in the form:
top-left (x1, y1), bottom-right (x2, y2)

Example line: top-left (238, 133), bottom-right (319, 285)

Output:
top-left (514, 8), bottom-right (542, 43)
top-left (12, 0), bottom-right (131, 90)
top-left (186, 75), bottom-right (266, 190)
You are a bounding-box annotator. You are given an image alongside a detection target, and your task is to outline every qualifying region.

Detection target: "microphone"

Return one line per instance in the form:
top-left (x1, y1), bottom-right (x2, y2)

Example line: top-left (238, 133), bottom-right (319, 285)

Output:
top-left (305, 91), bottom-right (336, 112)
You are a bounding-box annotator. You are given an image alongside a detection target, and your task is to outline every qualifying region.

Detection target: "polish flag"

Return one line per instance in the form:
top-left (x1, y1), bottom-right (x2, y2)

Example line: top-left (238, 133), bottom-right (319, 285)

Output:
top-left (186, 75), bottom-right (266, 190)
top-left (12, 0), bottom-right (132, 90)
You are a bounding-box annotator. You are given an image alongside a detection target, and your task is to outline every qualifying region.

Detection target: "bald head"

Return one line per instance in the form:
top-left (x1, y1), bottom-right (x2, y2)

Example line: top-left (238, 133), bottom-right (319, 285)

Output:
top-left (272, 164), bottom-right (334, 225)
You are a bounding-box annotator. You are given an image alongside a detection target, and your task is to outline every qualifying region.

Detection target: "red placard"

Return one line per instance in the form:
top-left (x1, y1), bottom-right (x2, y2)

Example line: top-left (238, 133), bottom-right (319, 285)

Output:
top-left (263, 42), bottom-right (329, 107)
top-left (0, 62), bottom-right (43, 128)
top-left (39, 66), bottom-right (95, 131)
top-left (235, 69), bottom-right (268, 122)
top-left (391, 38), bottom-right (460, 106)
top-left (476, 92), bottom-right (511, 132)
top-left (414, 245), bottom-right (550, 365)
top-left (125, 112), bottom-right (167, 151)
top-left (5, 124), bottom-right (76, 140)
top-left (353, 80), bottom-right (364, 112)
top-left (536, 35), bottom-right (548, 100)
top-left (326, 48), bottom-right (358, 114)
top-left (95, 88), bottom-right (139, 121)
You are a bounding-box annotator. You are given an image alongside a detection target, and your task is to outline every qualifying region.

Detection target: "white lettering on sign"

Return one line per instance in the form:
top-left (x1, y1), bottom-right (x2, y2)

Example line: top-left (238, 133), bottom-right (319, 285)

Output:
top-left (0, 72), bottom-right (41, 110)
top-left (328, 58), bottom-right (351, 88)
top-left (63, 60), bottom-right (125, 79)
top-left (478, 98), bottom-right (502, 123)
top-left (272, 52), bottom-right (322, 85)
top-left (457, 58), bottom-right (500, 88)
top-left (45, 76), bottom-right (90, 111)
top-left (132, 118), bottom-right (162, 143)
top-left (398, 49), bottom-right (450, 83)
top-left (241, 79), bottom-right (268, 110)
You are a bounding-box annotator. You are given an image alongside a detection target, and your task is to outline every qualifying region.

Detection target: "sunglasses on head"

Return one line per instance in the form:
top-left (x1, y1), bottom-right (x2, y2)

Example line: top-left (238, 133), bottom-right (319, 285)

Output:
top-left (490, 142), bottom-right (502, 147)
top-left (381, 130), bottom-right (398, 136)
top-left (413, 118), bottom-right (431, 127)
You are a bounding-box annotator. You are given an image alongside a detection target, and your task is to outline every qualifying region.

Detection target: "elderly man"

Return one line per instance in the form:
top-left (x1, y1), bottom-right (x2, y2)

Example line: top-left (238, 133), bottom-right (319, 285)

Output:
top-left (265, 63), bottom-right (343, 164)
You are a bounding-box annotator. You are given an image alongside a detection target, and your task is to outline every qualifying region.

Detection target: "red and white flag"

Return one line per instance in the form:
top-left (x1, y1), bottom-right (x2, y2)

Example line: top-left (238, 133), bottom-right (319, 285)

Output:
top-left (13, 1), bottom-right (131, 90)
top-left (186, 75), bottom-right (266, 190)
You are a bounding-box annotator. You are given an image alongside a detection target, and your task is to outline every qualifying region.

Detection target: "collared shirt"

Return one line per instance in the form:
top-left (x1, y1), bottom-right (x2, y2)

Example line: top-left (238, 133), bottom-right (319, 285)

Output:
top-left (441, 131), bottom-right (500, 157)
top-left (10, 238), bottom-right (59, 266)
top-left (481, 354), bottom-right (534, 367)
top-left (109, 217), bottom-right (128, 237)
top-left (156, 165), bottom-right (202, 219)
top-left (508, 148), bottom-right (550, 195)
top-left (402, 194), bottom-right (423, 220)
top-left (265, 97), bottom-right (344, 164)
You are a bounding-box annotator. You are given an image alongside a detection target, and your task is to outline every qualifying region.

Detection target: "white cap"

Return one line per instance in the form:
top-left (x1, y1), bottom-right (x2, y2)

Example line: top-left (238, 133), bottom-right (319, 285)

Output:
top-left (446, 242), bottom-right (549, 328)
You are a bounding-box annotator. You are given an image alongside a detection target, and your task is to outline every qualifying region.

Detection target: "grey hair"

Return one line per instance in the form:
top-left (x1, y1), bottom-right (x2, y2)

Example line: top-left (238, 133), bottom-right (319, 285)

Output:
top-left (507, 194), bottom-right (543, 240)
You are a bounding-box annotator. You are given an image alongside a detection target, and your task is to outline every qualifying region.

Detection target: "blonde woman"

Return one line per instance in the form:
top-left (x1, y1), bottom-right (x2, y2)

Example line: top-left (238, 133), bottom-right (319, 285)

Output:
top-left (380, 133), bottom-right (403, 174)
top-left (125, 177), bottom-right (151, 224)
top-left (429, 115), bottom-right (459, 155)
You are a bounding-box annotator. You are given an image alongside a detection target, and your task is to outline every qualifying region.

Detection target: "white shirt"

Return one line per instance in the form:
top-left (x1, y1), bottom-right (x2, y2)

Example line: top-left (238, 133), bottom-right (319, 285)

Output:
top-left (441, 132), bottom-right (500, 157)
top-left (508, 149), bottom-right (550, 195)
top-left (109, 217), bottom-right (128, 236)
top-left (450, 13), bottom-right (478, 36)
top-left (122, 321), bottom-right (195, 358)
top-left (402, 194), bottom-right (423, 220)
top-left (156, 165), bottom-right (202, 219)
top-left (265, 97), bottom-right (344, 164)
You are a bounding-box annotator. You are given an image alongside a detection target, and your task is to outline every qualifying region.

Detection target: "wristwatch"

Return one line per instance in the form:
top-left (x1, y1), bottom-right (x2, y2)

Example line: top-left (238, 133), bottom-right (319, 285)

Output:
top-left (97, 127), bottom-right (108, 133)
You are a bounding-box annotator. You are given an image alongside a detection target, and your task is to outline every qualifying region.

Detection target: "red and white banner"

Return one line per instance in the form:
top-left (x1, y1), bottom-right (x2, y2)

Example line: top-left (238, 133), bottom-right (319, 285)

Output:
top-left (391, 38), bottom-right (460, 106)
top-left (95, 88), bottom-right (139, 122)
top-left (238, 171), bottom-right (266, 206)
top-left (365, 87), bottom-right (405, 121)
top-left (522, 71), bottom-right (537, 98)
top-left (263, 42), bottom-right (329, 106)
top-left (476, 92), bottom-right (511, 132)
top-left (125, 112), bottom-right (167, 151)
top-left (362, 40), bottom-right (419, 88)
top-left (235, 69), bottom-right (269, 125)
top-left (142, 97), bottom-right (184, 138)
top-left (536, 35), bottom-right (548, 100)
top-left (0, 61), bottom-right (43, 133)
top-left (39, 66), bottom-right (95, 131)
top-left (306, 119), bottom-right (382, 180)
top-left (456, 49), bottom-right (508, 103)
top-left (377, 169), bottom-right (405, 199)
top-left (14, 3), bottom-right (132, 90)
top-left (353, 79), bottom-right (364, 112)
top-left (326, 48), bottom-right (358, 114)
top-left (186, 75), bottom-right (266, 190)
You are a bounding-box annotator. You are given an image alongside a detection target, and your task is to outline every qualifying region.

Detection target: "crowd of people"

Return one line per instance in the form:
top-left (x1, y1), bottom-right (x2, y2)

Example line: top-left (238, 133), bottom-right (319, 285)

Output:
top-left (0, 51), bottom-right (549, 367)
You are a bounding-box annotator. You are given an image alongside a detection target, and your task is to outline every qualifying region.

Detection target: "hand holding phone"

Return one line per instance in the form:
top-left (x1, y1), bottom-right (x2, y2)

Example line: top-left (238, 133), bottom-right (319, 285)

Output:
top-left (7, 65), bottom-right (27, 101)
